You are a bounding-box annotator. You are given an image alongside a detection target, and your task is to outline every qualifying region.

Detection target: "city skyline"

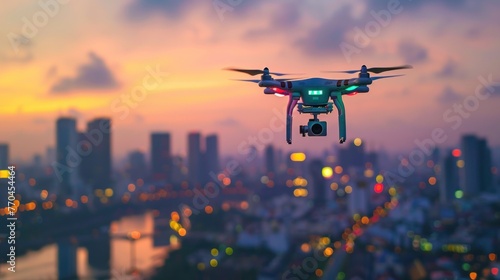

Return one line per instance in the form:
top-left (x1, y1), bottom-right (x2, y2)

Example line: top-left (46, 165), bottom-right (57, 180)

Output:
top-left (1, 1), bottom-right (500, 161)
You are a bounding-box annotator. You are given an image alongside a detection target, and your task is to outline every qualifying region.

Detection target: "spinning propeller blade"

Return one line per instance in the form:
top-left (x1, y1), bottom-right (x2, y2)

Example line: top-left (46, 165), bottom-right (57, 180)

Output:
top-left (231, 77), bottom-right (302, 83)
top-left (324, 65), bottom-right (413, 74)
top-left (224, 67), bottom-right (296, 76)
top-left (231, 79), bottom-right (261, 83)
top-left (371, 74), bottom-right (404, 80)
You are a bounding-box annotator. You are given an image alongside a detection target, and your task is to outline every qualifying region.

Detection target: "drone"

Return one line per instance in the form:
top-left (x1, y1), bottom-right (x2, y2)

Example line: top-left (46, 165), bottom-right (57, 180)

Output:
top-left (226, 65), bottom-right (412, 144)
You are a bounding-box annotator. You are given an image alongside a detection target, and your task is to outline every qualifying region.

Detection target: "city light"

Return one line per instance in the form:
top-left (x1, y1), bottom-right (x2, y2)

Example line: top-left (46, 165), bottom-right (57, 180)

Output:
top-left (452, 148), bottom-right (461, 157)
top-left (290, 152), bottom-right (306, 162)
top-left (428, 177), bottom-right (437, 185)
top-left (211, 248), bottom-right (219, 256)
top-left (322, 166), bottom-right (333, 178)
top-left (353, 137), bottom-right (362, 146)
top-left (374, 183), bottom-right (384, 193)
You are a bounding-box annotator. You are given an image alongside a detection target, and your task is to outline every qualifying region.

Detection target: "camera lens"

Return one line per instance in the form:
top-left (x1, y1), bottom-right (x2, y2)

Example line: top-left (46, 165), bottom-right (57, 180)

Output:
top-left (311, 123), bottom-right (323, 135)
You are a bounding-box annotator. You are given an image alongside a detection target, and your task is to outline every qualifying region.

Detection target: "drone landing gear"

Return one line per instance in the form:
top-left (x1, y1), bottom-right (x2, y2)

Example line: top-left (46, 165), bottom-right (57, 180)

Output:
top-left (332, 95), bottom-right (346, 144)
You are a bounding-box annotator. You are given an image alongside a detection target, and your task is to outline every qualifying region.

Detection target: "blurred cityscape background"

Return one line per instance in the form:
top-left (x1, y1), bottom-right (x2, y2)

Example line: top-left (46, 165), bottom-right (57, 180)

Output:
top-left (2, 1), bottom-right (500, 279)
top-left (0, 116), bottom-right (499, 280)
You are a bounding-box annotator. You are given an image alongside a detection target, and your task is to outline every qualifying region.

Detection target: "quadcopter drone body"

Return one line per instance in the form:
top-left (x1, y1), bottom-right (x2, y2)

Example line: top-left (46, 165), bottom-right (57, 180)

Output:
top-left (227, 65), bottom-right (412, 144)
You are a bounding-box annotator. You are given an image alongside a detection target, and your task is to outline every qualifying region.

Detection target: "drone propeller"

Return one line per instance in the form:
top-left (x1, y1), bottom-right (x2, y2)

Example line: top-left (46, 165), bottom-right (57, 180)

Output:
top-left (224, 67), bottom-right (297, 76)
top-left (371, 74), bottom-right (404, 80)
top-left (232, 79), bottom-right (261, 83)
top-left (231, 77), bottom-right (302, 83)
top-left (325, 65), bottom-right (413, 74)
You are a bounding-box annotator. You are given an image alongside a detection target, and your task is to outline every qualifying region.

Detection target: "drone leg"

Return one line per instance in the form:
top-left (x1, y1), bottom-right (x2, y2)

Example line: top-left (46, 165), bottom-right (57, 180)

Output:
top-left (286, 96), bottom-right (298, 144)
top-left (333, 95), bottom-right (346, 143)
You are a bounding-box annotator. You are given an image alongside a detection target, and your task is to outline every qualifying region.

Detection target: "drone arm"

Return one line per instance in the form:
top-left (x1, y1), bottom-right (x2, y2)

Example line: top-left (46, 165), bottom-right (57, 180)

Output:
top-left (286, 95), bottom-right (299, 144)
top-left (332, 94), bottom-right (346, 143)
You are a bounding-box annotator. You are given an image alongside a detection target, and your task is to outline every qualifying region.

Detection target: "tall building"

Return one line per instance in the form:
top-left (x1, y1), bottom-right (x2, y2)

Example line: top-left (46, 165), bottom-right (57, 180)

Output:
top-left (188, 132), bottom-right (202, 184)
top-left (309, 159), bottom-right (327, 207)
top-left (349, 180), bottom-right (370, 217)
top-left (128, 150), bottom-right (147, 182)
top-left (151, 133), bottom-right (171, 181)
top-left (0, 143), bottom-right (8, 169)
top-left (478, 139), bottom-right (494, 193)
top-left (338, 140), bottom-right (365, 170)
top-left (265, 145), bottom-right (275, 174)
top-left (78, 132), bottom-right (92, 186)
top-left (440, 149), bottom-right (460, 203)
top-left (86, 118), bottom-right (112, 190)
top-left (460, 135), bottom-right (494, 196)
top-left (55, 117), bottom-right (77, 198)
top-left (205, 134), bottom-right (219, 177)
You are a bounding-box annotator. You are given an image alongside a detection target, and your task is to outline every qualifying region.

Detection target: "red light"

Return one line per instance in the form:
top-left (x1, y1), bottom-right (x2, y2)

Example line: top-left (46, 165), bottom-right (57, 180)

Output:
top-left (374, 183), bottom-right (384, 193)
top-left (452, 149), bottom-right (461, 157)
top-left (492, 267), bottom-right (499, 276)
top-left (347, 92), bottom-right (358, 96)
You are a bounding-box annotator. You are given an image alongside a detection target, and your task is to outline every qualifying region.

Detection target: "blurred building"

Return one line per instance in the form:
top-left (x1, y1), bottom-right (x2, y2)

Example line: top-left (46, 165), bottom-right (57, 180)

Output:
top-left (440, 149), bottom-right (460, 203)
top-left (309, 158), bottom-right (327, 207)
top-left (55, 117), bottom-right (77, 199)
top-left (151, 132), bottom-right (171, 181)
top-left (204, 134), bottom-right (219, 178)
top-left (86, 118), bottom-right (112, 190)
top-left (264, 145), bottom-right (275, 174)
top-left (0, 143), bottom-right (8, 169)
top-left (338, 138), bottom-right (365, 170)
top-left (460, 135), bottom-right (494, 196)
top-left (128, 150), bottom-right (147, 182)
top-left (188, 132), bottom-right (202, 184)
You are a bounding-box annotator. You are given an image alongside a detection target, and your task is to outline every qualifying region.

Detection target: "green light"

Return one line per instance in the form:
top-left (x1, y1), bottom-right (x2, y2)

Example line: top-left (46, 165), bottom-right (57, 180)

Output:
top-left (462, 263), bottom-right (470, 271)
top-left (455, 190), bottom-right (463, 199)
top-left (225, 247), bottom-right (233, 255)
top-left (308, 90), bottom-right (323, 95)
top-left (345, 86), bottom-right (358, 91)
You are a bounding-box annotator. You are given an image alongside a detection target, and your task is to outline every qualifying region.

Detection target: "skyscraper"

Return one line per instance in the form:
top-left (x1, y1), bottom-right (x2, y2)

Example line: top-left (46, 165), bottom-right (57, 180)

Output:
top-left (309, 159), bottom-right (327, 207)
top-left (151, 133), bottom-right (171, 181)
top-left (55, 117), bottom-right (77, 198)
top-left (188, 132), bottom-right (202, 184)
top-left (440, 149), bottom-right (460, 203)
top-left (0, 144), bottom-right (8, 169)
top-left (86, 118), bottom-right (112, 190)
top-left (128, 150), bottom-right (147, 182)
top-left (265, 145), bottom-right (275, 174)
top-left (338, 140), bottom-right (365, 170)
top-left (461, 135), bottom-right (494, 196)
top-left (205, 134), bottom-right (219, 177)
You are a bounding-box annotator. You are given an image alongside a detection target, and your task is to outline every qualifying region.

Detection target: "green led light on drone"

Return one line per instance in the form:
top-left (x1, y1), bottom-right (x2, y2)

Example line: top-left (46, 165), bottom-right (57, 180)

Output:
top-left (308, 90), bottom-right (323, 95)
top-left (345, 86), bottom-right (358, 91)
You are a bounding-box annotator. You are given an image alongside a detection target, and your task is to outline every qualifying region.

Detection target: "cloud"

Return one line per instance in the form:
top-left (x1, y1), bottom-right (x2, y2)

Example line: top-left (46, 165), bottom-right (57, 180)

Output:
top-left (294, 5), bottom-right (376, 58)
top-left (398, 40), bottom-right (428, 64)
top-left (0, 34), bottom-right (33, 64)
top-left (437, 87), bottom-right (461, 104)
top-left (216, 118), bottom-right (240, 126)
top-left (435, 59), bottom-right (458, 78)
top-left (366, 0), bottom-right (472, 13)
top-left (125, 0), bottom-right (192, 19)
top-left (46, 66), bottom-right (58, 80)
top-left (243, 4), bottom-right (301, 40)
top-left (50, 52), bottom-right (118, 94)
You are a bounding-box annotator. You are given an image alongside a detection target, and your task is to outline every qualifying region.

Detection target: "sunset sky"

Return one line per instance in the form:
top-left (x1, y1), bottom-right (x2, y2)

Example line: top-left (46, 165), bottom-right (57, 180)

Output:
top-left (1, 0), bottom-right (500, 163)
